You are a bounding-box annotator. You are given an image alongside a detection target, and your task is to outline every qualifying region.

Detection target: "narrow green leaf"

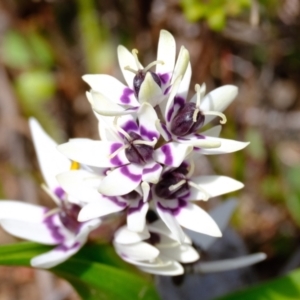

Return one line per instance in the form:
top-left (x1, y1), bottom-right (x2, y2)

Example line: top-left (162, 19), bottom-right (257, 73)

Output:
top-left (216, 268), bottom-right (300, 300)
top-left (0, 242), bottom-right (160, 300)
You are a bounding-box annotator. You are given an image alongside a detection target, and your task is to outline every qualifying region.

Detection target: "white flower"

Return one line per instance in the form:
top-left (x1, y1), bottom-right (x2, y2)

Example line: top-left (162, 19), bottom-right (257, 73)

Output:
top-left (152, 161), bottom-right (244, 243)
top-left (113, 220), bottom-right (199, 276)
top-left (83, 30), bottom-right (190, 116)
top-left (157, 78), bottom-right (249, 154)
top-left (0, 119), bottom-right (101, 268)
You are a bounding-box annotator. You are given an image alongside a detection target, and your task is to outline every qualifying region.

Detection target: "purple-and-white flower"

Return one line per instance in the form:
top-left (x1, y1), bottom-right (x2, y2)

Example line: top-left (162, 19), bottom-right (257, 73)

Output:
top-left (0, 119), bottom-right (101, 268)
top-left (157, 78), bottom-right (249, 154)
top-left (152, 161), bottom-right (244, 243)
top-left (83, 30), bottom-right (190, 116)
top-left (113, 220), bottom-right (199, 276)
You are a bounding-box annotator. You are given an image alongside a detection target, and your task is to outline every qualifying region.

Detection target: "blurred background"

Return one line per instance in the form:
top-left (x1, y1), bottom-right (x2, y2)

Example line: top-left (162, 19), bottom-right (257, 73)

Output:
top-left (1, 0), bottom-right (300, 299)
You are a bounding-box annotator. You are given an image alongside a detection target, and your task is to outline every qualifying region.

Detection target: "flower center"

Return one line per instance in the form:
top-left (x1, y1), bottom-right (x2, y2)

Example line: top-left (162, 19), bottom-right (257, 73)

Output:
top-left (124, 131), bottom-right (154, 164)
top-left (124, 49), bottom-right (164, 97)
top-left (170, 84), bottom-right (227, 136)
top-left (59, 202), bottom-right (82, 233)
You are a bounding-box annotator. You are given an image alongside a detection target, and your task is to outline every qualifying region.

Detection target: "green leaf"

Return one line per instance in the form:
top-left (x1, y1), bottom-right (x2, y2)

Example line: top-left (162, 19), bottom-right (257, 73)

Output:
top-left (0, 242), bottom-right (160, 300)
top-left (216, 268), bottom-right (300, 300)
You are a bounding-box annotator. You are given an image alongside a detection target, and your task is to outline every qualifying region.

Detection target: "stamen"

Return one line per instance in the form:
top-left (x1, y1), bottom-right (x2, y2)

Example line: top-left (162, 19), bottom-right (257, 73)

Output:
top-left (124, 66), bottom-right (138, 74)
top-left (193, 83), bottom-right (206, 122)
top-left (132, 137), bottom-right (157, 147)
top-left (169, 179), bottom-right (186, 192)
top-left (70, 161), bottom-right (80, 170)
top-left (41, 184), bottom-right (61, 206)
top-left (143, 60), bottom-right (164, 73)
top-left (192, 108), bottom-right (200, 122)
top-left (44, 207), bottom-right (61, 218)
top-left (132, 49), bottom-right (140, 70)
top-left (188, 181), bottom-right (209, 200)
top-left (113, 116), bottom-right (132, 140)
top-left (186, 161), bottom-right (195, 178)
top-left (202, 111), bottom-right (227, 124)
top-left (108, 144), bottom-right (129, 159)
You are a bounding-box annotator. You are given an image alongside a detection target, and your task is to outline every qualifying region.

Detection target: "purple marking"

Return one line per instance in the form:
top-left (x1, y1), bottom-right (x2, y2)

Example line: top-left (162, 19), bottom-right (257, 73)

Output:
top-left (164, 85), bottom-right (171, 95)
top-left (120, 88), bottom-right (134, 104)
top-left (161, 144), bottom-right (173, 165)
top-left (157, 199), bottom-right (187, 216)
top-left (159, 73), bottom-right (170, 85)
top-left (128, 199), bottom-right (144, 214)
top-left (43, 213), bottom-right (65, 243)
top-left (177, 137), bottom-right (189, 141)
top-left (122, 120), bottom-right (139, 133)
top-left (174, 96), bottom-right (185, 108)
top-left (120, 166), bottom-right (142, 182)
top-left (161, 123), bottom-right (172, 140)
top-left (110, 143), bottom-right (125, 166)
top-left (140, 125), bottom-right (159, 141)
top-left (54, 187), bottom-right (65, 199)
top-left (57, 241), bottom-right (80, 252)
top-left (143, 163), bottom-right (161, 175)
top-left (167, 106), bottom-right (174, 122)
top-left (194, 134), bottom-right (205, 139)
top-left (105, 196), bottom-right (127, 208)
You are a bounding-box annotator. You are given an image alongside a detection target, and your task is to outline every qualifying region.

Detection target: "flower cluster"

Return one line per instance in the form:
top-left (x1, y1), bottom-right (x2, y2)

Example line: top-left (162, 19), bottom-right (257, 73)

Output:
top-left (0, 30), bottom-right (264, 275)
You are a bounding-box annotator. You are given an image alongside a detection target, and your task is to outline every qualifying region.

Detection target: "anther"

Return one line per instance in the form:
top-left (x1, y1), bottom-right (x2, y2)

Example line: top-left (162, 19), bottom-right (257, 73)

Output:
top-left (169, 179), bottom-right (187, 191)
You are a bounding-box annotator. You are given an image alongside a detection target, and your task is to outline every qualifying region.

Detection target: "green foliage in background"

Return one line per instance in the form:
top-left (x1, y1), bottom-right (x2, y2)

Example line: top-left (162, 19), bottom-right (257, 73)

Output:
top-left (180, 0), bottom-right (251, 31)
top-left (0, 242), bottom-right (160, 300)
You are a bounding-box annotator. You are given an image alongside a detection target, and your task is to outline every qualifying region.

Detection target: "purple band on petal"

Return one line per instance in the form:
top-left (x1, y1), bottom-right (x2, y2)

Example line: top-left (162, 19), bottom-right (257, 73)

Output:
top-left (143, 163), bottom-right (161, 175)
top-left (57, 241), bottom-right (80, 252)
top-left (166, 105), bottom-right (174, 122)
top-left (174, 96), bottom-right (185, 108)
top-left (161, 144), bottom-right (173, 165)
top-left (122, 120), bottom-right (139, 132)
top-left (110, 143), bottom-right (125, 166)
top-left (128, 199), bottom-right (144, 214)
top-left (105, 196), bottom-right (127, 208)
top-left (157, 199), bottom-right (187, 216)
top-left (54, 187), bottom-right (64, 199)
top-left (164, 85), bottom-right (171, 95)
top-left (140, 125), bottom-right (159, 141)
top-left (120, 88), bottom-right (134, 104)
top-left (161, 123), bottom-right (172, 140)
top-left (194, 133), bottom-right (205, 139)
top-left (43, 213), bottom-right (65, 243)
top-left (120, 166), bottom-right (142, 182)
top-left (159, 73), bottom-right (170, 85)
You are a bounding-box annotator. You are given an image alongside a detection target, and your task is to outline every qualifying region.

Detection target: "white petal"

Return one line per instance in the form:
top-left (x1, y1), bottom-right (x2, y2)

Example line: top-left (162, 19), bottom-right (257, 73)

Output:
top-left (201, 125), bottom-right (222, 137)
top-left (78, 197), bottom-right (126, 221)
top-left (98, 164), bottom-right (143, 196)
top-left (156, 30), bottom-right (176, 77)
top-left (139, 72), bottom-right (163, 107)
top-left (154, 142), bottom-right (192, 167)
top-left (114, 226), bottom-right (150, 245)
top-left (159, 244), bottom-right (199, 263)
top-left (171, 46), bottom-right (189, 84)
top-left (199, 85), bottom-right (238, 125)
top-left (138, 260), bottom-right (184, 276)
top-left (29, 118), bottom-right (70, 191)
top-left (57, 140), bottom-right (129, 168)
top-left (177, 62), bottom-right (191, 99)
top-left (188, 176), bottom-right (244, 200)
top-left (88, 90), bottom-right (128, 116)
top-left (0, 201), bottom-right (46, 222)
top-left (185, 199), bottom-right (237, 250)
top-left (197, 253), bottom-right (266, 273)
top-left (175, 203), bottom-right (222, 237)
top-left (118, 45), bottom-right (142, 89)
top-left (82, 74), bottom-right (139, 107)
top-left (198, 137), bottom-right (249, 155)
top-left (142, 162), bottom-right (162, 184)
top-left (127, 200), bottom-right (149, 232)
top-left (156, 200), bottom-right (187, 243)
top-left (0, 218), bottom-right (63, 245)
top-left (115, 241), bottom-right (159, 261)
top-left (138, 103), bottom-right (160, 141)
